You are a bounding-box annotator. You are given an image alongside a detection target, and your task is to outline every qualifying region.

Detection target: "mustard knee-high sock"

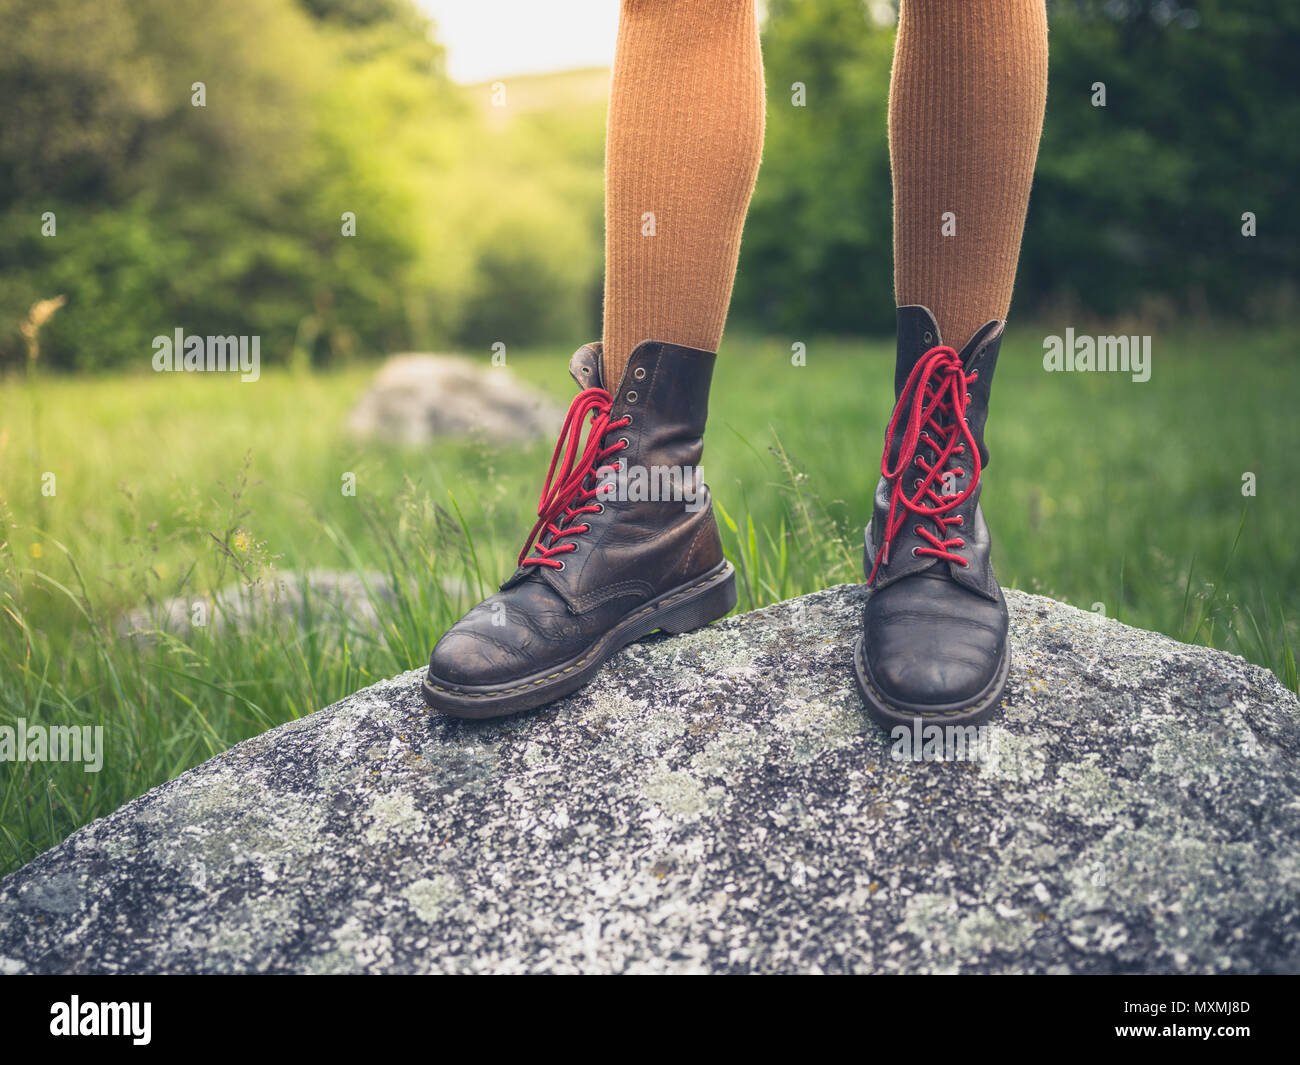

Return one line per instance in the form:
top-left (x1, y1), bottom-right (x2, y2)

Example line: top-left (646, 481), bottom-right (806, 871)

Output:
top-left (890, 0), bottom-right (1048, 351)
top-left (601, 0), bottom-right (765, 386)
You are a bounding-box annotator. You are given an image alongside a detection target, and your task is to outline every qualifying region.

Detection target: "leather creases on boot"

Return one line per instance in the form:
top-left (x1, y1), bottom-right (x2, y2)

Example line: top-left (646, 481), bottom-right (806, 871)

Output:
top-left (854, 305), bottom-right (1011, 727)
top-left (423, 339), bottom-right (737, 719)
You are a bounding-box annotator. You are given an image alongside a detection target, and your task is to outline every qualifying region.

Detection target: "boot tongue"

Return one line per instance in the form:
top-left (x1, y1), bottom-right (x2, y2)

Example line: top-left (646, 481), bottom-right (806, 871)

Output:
top-left (958, 319), bottom-right (1005, 372)
top-left (956, 319), bottom-right (1004, 470)
top-left (894, 307), bottom-right (1006, 393)
top-left (569, 343), bottom-right (603, 390)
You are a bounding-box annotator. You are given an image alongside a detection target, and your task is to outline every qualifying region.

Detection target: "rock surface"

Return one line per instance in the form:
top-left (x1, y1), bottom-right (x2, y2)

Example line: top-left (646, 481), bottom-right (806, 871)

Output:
top-left (346, 353), bottom-right (563, 445)
top-left (2, 585), bottom-right (1298, 974)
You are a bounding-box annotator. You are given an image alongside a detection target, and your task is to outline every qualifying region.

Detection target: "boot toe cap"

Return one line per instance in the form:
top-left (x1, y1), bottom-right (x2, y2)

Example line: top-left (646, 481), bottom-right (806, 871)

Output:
top-left (427, 601), bottom-right (540, 688)
top-left (868, 637), bottom-right (993, 708)
top-left (862, 580), bottom-right (1008, 712)
top-left (426, 585), bottom-right (586, 688)
top-left (427, 626), bottom-right (529, 688)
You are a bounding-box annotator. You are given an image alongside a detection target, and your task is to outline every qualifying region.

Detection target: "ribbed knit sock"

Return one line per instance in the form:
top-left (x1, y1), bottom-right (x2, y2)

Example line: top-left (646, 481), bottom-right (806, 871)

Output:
top-left (890, 0), bottom-right (1048, 351)
top-left (601, 0), bottom-right (765, 387)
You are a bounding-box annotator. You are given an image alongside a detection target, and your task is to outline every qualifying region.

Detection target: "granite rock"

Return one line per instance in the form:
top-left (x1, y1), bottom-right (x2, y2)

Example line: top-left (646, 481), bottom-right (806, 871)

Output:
top-left (2, 585), bottom-right (1297, 974)
top-left (346, 353), bottom-right (563, 445)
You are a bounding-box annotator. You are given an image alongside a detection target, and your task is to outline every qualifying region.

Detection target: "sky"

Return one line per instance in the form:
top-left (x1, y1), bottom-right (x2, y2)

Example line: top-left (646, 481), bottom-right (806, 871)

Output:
top-left (415, 1), bottom-right (622, 84)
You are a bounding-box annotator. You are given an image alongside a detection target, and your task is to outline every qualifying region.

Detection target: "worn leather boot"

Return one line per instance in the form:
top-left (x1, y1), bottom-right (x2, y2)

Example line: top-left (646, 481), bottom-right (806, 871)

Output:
top-left (854, 305), bottom-right (1011, 728)
top-left (423, 340), bottom-right (736, 719)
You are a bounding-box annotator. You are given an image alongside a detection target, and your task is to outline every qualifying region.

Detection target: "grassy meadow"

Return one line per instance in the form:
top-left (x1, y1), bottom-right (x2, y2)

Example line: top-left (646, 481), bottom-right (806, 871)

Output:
top-left (1, 321), bottom-right (1298, 873)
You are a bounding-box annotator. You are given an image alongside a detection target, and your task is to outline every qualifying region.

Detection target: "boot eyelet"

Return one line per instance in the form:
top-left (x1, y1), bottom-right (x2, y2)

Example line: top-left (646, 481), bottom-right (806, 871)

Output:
top-left (633, 367), bottom-right (646, 380)
top-left (594, 503), bottom-right (605, 514)
top-left (625, 390), bottom-right (638, 403)
top-left (555, 560), bottom-right (566, 571)
top-left (910, 547), bottom-right (921, 558)
top-left (618, 437), bottom-right (630, 449)
top-left (923, 331), bottom-right (934, 343)
top-left (623, 415), bottom-right (633, 427)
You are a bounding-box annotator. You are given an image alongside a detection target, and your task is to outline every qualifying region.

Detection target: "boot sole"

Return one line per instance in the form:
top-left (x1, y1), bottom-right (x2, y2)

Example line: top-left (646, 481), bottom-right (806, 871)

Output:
top-left (422, 560), bottom-right (737, 720)
top-left (852, 632), bottom-right (1010, 730)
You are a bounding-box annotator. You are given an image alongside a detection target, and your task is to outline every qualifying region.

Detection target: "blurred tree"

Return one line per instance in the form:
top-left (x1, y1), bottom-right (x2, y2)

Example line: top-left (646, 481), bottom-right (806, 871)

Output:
top-left (734, 0), bottom-right (897, 335)
top-left (0, 0), bottom-right (433, 369)
top-left (1026, 0), bottom-right (1300, 320)
top-left (0, 0), bottom-right (605, 371)
top-left (734, 0), bottom-right (1299, 334)
top-left (4, 0), bottom-right (1293, 371)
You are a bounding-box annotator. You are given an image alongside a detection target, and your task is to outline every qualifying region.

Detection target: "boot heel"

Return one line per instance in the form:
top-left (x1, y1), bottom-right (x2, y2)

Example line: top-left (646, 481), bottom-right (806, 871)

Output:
top-left (656, 564), bottom-right (737, 635)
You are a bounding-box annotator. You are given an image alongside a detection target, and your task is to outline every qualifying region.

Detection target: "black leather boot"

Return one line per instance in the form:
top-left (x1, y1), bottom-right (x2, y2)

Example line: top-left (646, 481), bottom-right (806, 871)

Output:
top-left (854, 305), bottom-right (1011, 728)
top-left (423, 340), bottom-right (736, 719)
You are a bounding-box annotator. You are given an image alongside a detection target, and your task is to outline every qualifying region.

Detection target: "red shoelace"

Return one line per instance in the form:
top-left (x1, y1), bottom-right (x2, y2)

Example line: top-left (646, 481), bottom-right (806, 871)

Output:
top-left (867, 345), bottom-right (981, 585)
top-left (519, 387), bottom-right (631, 569)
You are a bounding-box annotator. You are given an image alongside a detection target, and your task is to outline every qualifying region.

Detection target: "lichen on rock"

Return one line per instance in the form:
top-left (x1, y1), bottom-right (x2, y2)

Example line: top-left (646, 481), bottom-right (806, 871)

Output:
top-left (2, 585), bottom-right (1298, 973)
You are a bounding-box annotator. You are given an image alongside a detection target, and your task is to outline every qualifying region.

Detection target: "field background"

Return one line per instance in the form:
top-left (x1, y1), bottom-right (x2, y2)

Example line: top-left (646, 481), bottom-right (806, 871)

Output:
top-left (3, 323), bottom-right (1297, 874)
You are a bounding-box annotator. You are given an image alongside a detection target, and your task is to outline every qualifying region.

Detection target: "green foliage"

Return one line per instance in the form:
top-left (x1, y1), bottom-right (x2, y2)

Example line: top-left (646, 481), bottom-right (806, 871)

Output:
top-left (0, 0), bottom-right (606, 371)
top-left (447, 72), bottom-right (607, 350)
top-left (6, 0), bottom-right (1290, 368)
top-left (736, 0), bottom-right (1299, 331)
top-left (1026, 0), bottom-right (1300, 318)
top-left (735, 0), bottom-right (896, 334)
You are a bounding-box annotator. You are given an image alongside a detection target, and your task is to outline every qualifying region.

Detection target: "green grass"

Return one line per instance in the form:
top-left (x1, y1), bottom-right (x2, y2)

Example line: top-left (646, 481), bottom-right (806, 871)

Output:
top-left (1, 323), bottom-right (1297, 875)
